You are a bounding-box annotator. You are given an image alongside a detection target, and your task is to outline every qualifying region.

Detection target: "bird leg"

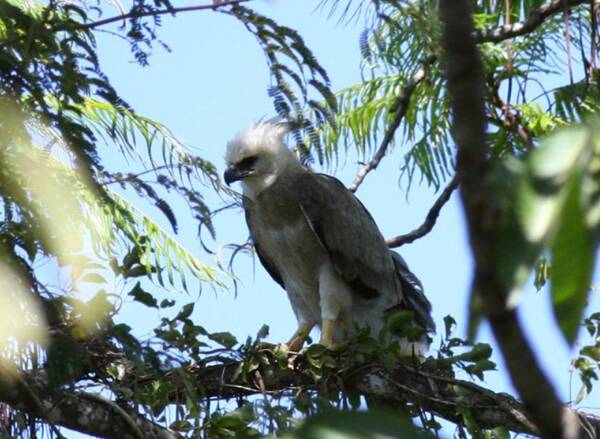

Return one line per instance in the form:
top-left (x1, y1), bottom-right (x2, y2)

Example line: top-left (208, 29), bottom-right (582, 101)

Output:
top-left (285, 322), bottom-right (314, 352)
top-left (319, 319), bottom-right (334, 348)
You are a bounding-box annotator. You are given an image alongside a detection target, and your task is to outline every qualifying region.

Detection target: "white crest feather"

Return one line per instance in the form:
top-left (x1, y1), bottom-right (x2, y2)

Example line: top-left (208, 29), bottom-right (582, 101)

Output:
top-left (225, 120), bottom-right (300, 199)
top-left (225, 121), bottom-right (290, 165)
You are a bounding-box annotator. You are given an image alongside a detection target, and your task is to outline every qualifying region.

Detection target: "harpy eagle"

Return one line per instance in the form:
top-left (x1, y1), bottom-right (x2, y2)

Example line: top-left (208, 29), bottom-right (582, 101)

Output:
top-left (224, 121), bottom-right (434, 353)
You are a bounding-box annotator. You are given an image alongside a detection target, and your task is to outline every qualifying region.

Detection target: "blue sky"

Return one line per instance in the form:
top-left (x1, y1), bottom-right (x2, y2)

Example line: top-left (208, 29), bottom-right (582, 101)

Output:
top-left (87, 0), bottom-right (600, 430)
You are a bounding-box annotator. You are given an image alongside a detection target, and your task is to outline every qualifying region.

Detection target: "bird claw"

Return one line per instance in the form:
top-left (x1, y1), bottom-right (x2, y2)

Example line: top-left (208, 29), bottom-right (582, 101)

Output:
top-left (285, 335), bottom-right (307, 353)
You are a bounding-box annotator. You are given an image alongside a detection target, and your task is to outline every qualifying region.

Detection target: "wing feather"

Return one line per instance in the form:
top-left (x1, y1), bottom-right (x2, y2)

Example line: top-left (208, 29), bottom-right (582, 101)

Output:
top-left (297, 173), bottom-right (398, 300)
top-left (244, 198), bottom-right (285, 288)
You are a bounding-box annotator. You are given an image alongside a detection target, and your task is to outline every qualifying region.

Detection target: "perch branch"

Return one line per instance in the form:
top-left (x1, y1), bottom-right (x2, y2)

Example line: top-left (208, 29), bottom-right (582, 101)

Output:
top-left (2, 342), bottom-right (599, 438)
top-left (0, 368), bottom-right (180, 438)
top-left (136, 356), bottom-right (600, 438)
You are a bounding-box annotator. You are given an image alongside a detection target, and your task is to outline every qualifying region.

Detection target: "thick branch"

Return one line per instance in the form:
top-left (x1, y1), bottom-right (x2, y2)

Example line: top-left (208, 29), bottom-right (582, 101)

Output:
top-left (349, 57), bottom-right (435, 193)
top-left (386, 175), bottom-right (459, 248)
top-left (4, 343), bottom-right (599, 439)
top-left (160, 358), bottom-right (600, 438)
top-left (0, 369), bottom-right (180, 439)
top-left (84, 0), bottom-right (252, 29)
top-left (473, 0), bottom-right (588, 43)
top-left (440, 2), bottom-right (581, 439)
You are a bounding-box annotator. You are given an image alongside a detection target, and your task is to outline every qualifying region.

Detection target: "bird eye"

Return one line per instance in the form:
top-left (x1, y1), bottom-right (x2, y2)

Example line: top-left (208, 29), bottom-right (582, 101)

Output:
top-left (237, 156), bottom-right (258, 170)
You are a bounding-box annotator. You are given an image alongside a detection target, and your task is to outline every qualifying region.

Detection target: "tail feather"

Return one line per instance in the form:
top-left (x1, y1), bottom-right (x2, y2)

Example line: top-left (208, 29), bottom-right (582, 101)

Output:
top-left (391, 251), bottom-right (436, 333)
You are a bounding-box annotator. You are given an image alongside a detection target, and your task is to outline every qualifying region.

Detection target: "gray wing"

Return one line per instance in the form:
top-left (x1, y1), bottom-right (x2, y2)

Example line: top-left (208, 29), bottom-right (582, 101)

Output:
top-left (243, 198), bottom-right (284, 289)
top-left (297, 173), bottom-right (398, 300)
top-left (391, 251), bottom-right (435, 332)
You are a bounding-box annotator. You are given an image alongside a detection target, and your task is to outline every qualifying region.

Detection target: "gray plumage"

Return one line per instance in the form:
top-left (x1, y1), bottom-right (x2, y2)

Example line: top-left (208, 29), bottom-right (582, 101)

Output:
top-left (224, 121), bottom-right (434, 352)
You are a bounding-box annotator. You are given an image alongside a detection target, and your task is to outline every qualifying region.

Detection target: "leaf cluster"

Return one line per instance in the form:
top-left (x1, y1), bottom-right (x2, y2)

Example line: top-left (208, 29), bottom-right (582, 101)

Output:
top-left (227, 4), bottom-right (338, 164)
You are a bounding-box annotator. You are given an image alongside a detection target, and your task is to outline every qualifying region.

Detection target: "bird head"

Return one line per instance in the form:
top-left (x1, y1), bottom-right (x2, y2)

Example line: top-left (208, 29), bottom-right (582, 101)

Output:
top-left (224, 121), bottom-right (300, 197)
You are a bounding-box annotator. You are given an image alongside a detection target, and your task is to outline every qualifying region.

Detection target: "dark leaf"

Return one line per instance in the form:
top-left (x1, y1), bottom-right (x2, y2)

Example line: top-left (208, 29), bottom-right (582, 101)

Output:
top-left (128, 282), bottom-right (158, 308)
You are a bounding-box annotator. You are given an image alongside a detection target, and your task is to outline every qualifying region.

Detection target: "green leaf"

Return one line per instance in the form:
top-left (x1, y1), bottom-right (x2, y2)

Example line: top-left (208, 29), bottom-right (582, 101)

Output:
top-left (176, 303), bottom-right (194, 321)
top-left (128, 282), bottom-right (158, 308)
top-left (492, 426), bottom-right (510, 439)
top-left (282, 410), bottom-right (431, 439)
top-left (209, 331), bottom-right (237, 349)
top-left (495, 125), bottom-right (598, 312)
top-left (551, 174), bottom-right (595, 345)
top-left (160, 299), bottom-right (175, 308)
top-left (169, 420), bottom-right (192, 432)
top-left (573, 384), bottom-right (589, 405)
top-left (256, 324), bottom-right (269, 340)
top-left (465, 359), bottom-right (496, 380)
top-left (517, 127), bottom-right (588, 244)
top-left (107, 190), bottom-right (225, 293)
top-left (46, 333), bottom-right (83, 386)
top-left (581, 346), bottom-right (600, 362)
top-left (443, 315), bottom-right (456, 339)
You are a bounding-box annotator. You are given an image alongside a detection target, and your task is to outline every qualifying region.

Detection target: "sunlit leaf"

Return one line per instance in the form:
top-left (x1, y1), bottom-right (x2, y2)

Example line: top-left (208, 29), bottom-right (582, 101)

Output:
top-left (282, 410), bottom-right (432, 439)
top-left (551, 174), bottom-right (595, 345)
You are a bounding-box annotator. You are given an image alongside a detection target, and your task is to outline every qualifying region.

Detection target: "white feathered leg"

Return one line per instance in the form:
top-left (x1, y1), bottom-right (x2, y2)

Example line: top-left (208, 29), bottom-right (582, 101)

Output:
top-left (318, 260), bottom-right (353, 347)
top-left (283, 280), bottom-right (320, 350)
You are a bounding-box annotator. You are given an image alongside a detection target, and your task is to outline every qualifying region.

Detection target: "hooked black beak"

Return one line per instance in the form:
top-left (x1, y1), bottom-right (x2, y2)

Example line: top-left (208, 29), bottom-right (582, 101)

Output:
top-left (224, 167), bottom-right (243, 186)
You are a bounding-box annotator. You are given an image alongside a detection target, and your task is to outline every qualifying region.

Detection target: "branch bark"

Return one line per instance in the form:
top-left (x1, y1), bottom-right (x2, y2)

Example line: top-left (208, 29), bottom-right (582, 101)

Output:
top-left (473, 0), bottom-right (588, 43)
top-left (488, 80), bottom-right (534, 148)
top-left (149, 357), bottom-right (600, 438)
top-left (439, 1), bottom-right (583, 439)
top-left (83, 0), bottom-right (253, 29)
top-left (386, 175), bottom-right (459, 248)
top-left (349, 57), bottom-right (435, 193)
top-left (0, 368), bottom-right (180, 439)
top-left (2, 346), bottom-right (599, 438)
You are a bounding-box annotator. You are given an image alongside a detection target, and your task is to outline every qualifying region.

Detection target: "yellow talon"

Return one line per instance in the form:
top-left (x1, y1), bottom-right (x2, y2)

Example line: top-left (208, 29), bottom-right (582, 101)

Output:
top-left (319, 319), bottom-right (334, 348)
top-left (286, 322), bottom-right (314, 351)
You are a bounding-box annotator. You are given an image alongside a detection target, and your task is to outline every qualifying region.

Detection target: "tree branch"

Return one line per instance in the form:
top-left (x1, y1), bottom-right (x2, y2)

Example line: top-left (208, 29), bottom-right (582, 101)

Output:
top-left (3, 341), bottom-right (599, 438)
top-left (440, 1), bottom-right (582, 439)
top-left (386, 175), bottom-right (459, 248)
top-left (349, 57), bottom-right (435, 193)
top-left (0, 369), bottom-right (180, 439)
top-left (350, 0), bottom-right (590, 194)
top-left (145, 357), bottom-right (600, 438)
top-left (488, 79), bottom-right (534, 148)
top-left (473, 0), bottom-right (588, 43)
top-left (382, 0), bottom-right (590, 247)
top-left (84, 0), bottom-right (253, 29)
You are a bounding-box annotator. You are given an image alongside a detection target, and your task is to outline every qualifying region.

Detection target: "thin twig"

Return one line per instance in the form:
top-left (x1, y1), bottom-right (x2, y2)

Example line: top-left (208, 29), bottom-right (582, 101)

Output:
top-left (84, 0), bottom-right (253, 29)
top-left (488, 79), bottom-right (534, 147)
top-left (100, 164), bottom-right (175, 185)
top-left (349, 57), bottom-right (435, 193)
top-left (473, 0), bottom-right (588, 43)
top-left (386, 175), bottom-right (459, 248)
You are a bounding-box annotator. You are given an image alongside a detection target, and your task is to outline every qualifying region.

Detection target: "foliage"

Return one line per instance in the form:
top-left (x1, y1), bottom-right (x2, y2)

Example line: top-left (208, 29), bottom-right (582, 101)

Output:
top-left (227, 4), bottom-right (338, 163)
top-left (0, 0), bottom-right (599, 438)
